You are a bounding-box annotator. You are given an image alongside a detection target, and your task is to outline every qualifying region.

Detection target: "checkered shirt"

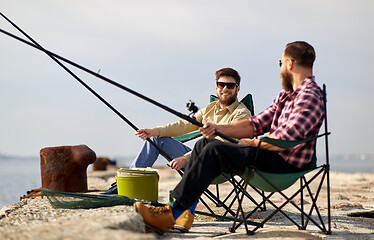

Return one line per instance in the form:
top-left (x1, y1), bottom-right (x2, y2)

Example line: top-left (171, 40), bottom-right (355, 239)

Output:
top-left (249, 77), bottom-right (325, 168)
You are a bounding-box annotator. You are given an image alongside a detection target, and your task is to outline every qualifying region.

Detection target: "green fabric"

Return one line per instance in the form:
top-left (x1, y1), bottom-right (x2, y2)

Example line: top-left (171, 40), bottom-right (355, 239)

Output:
top-left (211, 173), bottom-right (231, 185)
top-left (239, 94), bottom-right (254, 116)
top-left (41, 188), bottom-right (135, 209)
top-left (260, 135), bottom-right (320, 149)
top-left (246, 137), bottom-right (320, 192)
top-left (242, 168), bottom-right (314, 192)
top-left (209, 95), bottom-right (218, 103)
top-left (259, 134), bottom-right (326, 169)
top-left (172, 131), bottom-right (202, 143)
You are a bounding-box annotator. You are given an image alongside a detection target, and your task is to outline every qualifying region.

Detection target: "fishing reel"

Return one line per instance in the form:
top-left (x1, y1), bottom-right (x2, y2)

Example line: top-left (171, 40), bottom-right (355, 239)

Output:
top-left (186, 100), bottom-right (199, 117)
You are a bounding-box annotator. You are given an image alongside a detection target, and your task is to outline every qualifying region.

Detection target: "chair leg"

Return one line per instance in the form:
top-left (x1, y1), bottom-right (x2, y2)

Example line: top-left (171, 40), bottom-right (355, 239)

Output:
top-left (229, 174), bottom-right (265, 235)
top-left (230, 179), bottom-right (251, 235)
top-left (215, 184), bottom-right (221, 207)
top-left (261, 190), bottom-right (266, 211)
top-left (202, 188), bottom-right (237, 217)
top-left (300, 178), bottom-right (305, 230)
top-left (302, 171), bottom-right (329, 233)
top-left (230, 177), bottom-right (265, 211)
top-left (247, 169), bottom-right (330, 234)
top-left (232, 190), bottom-right (275, 232)
top-left (326, 165), bottom-right (332, 234)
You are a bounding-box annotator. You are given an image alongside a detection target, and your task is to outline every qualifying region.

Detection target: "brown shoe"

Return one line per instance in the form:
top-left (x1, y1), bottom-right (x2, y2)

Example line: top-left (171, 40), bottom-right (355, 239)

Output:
top-left (173, 209), bottom-right (194, 233)
top-left (134, 202), bottom-right (175, 234)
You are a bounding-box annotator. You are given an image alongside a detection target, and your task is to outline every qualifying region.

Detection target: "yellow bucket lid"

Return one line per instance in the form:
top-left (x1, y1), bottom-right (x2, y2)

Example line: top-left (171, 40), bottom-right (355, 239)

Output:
top-left (117, 168), bottom-right (159, 177)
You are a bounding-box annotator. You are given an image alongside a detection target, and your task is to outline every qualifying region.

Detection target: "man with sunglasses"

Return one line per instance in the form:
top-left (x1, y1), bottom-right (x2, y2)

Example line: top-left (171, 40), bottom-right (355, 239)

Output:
top-left (104, 67), bottom-right (251, 232)
top-left (135, 41), bottom-right (326, 234)
top-left (131, 67), bottom-right (250, 172)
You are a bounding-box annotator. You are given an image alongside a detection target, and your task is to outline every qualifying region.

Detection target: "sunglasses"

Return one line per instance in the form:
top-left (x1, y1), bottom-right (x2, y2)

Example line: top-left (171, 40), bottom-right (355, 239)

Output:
top-left (216, 82), bottom-right (238, 89)
top-left (279, 59), bottom-right (294, 67)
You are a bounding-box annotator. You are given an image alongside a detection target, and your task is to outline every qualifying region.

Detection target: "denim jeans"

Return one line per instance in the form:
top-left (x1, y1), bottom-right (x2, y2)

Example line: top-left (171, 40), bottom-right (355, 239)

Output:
top-left (129, 137), bottom-right (192, 168)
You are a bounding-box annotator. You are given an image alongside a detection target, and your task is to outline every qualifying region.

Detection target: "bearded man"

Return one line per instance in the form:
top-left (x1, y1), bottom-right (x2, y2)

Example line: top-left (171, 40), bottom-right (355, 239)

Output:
top-left (135, 41), bottom-right (326, 234)
top-left (104, 67), bottom-right (251, 232)
top-left (131, 67), bottom-right (251, 171)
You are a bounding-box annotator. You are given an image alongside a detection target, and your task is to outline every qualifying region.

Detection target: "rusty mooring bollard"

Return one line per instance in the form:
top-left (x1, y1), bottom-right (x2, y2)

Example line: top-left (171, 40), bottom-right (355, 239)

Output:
top-left (92, 157), bottom-right (110, 171)
top-left (40, 145), bottom-right (96, 192)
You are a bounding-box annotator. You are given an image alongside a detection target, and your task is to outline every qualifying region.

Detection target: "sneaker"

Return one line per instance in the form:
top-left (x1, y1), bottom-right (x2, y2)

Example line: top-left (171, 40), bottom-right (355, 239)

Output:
top-left (134, 201), bottom-right (175, 234)
top-left (100, 182), bottom-right (118, 195)
top-left (173, 209), bottom-right (194, 233)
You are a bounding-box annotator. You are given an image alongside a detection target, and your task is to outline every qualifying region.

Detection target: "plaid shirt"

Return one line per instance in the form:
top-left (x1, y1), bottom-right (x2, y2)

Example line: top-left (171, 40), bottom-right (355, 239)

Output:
top-left (249, 77), bottom-right (325, 168)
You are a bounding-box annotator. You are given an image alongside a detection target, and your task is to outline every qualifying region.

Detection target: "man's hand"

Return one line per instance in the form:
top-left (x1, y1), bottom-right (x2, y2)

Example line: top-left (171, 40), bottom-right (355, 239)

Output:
top-left (239, 134), bottom-right (285, 151)
top-left (238, 138), bottom-right (258, 147)
top-left (199, 123), bottom-right (218, 139)
top-left (135, 128), bottom-right (159, 140)
top-left (170, 156), bottom-right (187, 170)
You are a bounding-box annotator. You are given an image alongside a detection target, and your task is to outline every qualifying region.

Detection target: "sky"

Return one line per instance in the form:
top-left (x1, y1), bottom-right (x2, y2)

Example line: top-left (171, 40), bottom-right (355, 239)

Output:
top-left (1, 0), bottom-right (373, 160)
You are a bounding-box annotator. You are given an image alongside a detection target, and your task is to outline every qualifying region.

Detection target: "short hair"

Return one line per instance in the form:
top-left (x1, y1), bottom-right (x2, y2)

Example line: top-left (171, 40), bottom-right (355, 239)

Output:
top-left (215, 68), bottom-right (241, 85)
top-left (284, 41), bottom-right (316, 68)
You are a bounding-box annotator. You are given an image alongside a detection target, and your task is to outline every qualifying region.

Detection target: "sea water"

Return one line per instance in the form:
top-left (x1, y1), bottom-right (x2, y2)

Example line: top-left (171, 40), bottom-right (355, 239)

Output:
top-left (0, 155), bottom-right (167, 209)
top-left (0, 156), bottom-right (41, 209)
top-left (0, 154), bottom-right (373, 209)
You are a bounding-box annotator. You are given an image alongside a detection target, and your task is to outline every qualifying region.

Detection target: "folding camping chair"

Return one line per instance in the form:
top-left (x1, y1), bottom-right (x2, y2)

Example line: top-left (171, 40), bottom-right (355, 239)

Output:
top-left (229, 84), bottom-right (331, 235)
top-left (173, 93), bottom-right (266, 221)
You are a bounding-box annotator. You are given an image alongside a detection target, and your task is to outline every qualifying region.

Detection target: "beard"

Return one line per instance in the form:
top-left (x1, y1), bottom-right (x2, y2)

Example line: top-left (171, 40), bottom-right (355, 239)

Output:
top-left (280, 70), bottom-right (293, 92)
top-left (218, 91), bottom-right (238, 106)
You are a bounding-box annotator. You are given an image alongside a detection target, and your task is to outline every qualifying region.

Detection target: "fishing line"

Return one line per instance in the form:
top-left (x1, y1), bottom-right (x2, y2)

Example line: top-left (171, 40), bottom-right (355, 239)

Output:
top-left (0, 27), bottom-right (237, 144)
top-left (0, 15), bottom-right (237, 144)
top-left (0, 12), bottom-right (182, 171)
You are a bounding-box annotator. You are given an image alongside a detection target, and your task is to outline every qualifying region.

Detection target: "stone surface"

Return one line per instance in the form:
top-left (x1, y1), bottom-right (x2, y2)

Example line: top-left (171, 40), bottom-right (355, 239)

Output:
top-left (1, 168), bottom-right (373, 240)
top-left (0, 198), bottom-right (152, 240)
top-left (40, 145), bottom-right (96, 192)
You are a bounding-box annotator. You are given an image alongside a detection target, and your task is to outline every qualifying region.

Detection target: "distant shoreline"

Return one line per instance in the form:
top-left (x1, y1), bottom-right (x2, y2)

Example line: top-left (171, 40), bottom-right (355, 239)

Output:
top-left (0, 154), bottom-right (373, 173)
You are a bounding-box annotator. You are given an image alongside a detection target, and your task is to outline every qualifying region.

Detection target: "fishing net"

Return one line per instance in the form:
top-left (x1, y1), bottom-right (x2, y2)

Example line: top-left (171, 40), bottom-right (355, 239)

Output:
top-left (41, 188), bottom-right (135, 209)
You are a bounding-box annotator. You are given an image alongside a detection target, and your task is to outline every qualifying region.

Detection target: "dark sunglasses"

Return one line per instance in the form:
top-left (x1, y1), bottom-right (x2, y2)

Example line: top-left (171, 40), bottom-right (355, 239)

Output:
top-left (216, 82), bottom-right (238, 89)
top-left (279, 59), bottom-right (294, 67)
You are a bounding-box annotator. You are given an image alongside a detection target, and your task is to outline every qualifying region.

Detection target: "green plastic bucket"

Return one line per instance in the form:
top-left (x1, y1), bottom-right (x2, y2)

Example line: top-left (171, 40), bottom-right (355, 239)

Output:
top-left (116, 168), bottom-right (159, 201)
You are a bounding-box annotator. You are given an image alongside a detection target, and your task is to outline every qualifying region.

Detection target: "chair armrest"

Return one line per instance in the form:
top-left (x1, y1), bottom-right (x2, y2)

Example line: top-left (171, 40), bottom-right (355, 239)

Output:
top-left (260, 133), bottom-right (330, 149)
top-left (172, 131), bottom-right (202, 143)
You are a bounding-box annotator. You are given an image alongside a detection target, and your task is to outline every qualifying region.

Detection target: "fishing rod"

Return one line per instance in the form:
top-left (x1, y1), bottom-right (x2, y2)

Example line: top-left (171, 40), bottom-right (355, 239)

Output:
top-left (0, 12), bottom-right (184, 172)
top-left (0, 23), bottom-right (237, 144)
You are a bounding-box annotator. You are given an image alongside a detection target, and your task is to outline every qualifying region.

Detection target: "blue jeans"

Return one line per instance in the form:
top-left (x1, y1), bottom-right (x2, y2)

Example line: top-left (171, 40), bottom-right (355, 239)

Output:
top-left (130, 137), bottom-right (191, 168)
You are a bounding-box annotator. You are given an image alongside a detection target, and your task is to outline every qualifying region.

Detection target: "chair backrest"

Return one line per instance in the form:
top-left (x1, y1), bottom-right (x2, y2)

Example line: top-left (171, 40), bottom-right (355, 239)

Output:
top-left (322, 84), bottom-right (330, 167)
top-left (309, 84), bottom-right (329, 169)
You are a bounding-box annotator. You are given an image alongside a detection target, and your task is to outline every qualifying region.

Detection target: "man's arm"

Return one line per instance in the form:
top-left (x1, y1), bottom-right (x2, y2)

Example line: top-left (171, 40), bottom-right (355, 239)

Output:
top-left (135, 128), bottom-right (159, 140)
top-left (200, 118), bottom-right (254, 139)
top-left (238, 133), bottom-right (285, 151)
top-left (157, 106), bottom-right (204, 137)
top-left (201, 121), bottom-right (284, 151)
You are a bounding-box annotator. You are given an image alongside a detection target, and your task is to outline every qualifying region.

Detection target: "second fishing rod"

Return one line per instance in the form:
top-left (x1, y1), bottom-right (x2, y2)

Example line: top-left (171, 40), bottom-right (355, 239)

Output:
top-left (0, 12), bottom-right (185, 173)
top-left (0, 26), bottom-right (238, 144)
